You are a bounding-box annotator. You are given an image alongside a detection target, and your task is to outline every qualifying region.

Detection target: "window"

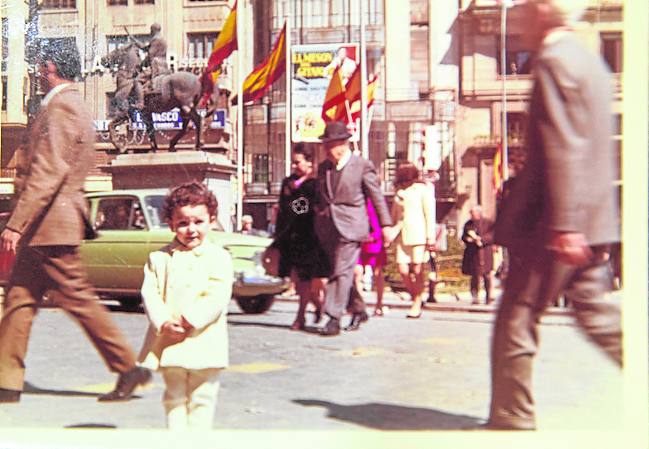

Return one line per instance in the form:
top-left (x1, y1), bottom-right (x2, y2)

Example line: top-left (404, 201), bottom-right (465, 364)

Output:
top-left (41, 0), bottom-right (76, 8)
top-left (601, 32), bottom-right (622, 73)
top-left (107, 34), bottom-right (148, 58)
top-left (497, 35), bottom-right (532, 75)
top-left (612, 113), bottom-right (622, 136)
top-left (274, 0), bottom-right (383, 29)
top-left (95, 198), bottom-right (146, 231)
top-left (107, 0), bottom-right (127, 5)
top-left (505, 112), bottom-right (526, 143)
top-left (187, 33), bottom-right (218, 60)
top-left (1, 76), bottom-right (7, 111)
top-left (253, 154), bottom-right (269, 183)
top-left (2, 18), bottom-right (8, 73)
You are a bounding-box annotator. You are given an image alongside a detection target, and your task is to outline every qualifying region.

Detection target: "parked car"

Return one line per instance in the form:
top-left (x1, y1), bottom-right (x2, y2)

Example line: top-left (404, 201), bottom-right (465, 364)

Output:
top-left (0, 189), bottom-right (287, 314)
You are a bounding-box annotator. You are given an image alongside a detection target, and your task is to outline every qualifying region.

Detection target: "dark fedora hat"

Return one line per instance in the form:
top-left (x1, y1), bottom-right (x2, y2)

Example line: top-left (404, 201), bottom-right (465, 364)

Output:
top-left (319, 121), bottom-right (352, 142)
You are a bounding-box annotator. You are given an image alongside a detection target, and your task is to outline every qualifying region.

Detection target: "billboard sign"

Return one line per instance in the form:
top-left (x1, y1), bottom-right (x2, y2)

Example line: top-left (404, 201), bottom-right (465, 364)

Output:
top-left (291, 43), bottom-right (359, 142)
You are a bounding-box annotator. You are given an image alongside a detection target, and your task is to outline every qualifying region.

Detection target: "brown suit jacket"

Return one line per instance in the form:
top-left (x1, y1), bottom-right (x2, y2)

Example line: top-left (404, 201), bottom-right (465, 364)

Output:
top-left (8, 84), bottom-right (95, 247)
top-left (494, 34), bottom-right (619, 250)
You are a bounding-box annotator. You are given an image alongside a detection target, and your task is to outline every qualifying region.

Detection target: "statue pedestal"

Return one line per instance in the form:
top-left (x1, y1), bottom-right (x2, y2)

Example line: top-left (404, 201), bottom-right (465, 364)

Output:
top-left (103, 151), bottom-right (237, 232)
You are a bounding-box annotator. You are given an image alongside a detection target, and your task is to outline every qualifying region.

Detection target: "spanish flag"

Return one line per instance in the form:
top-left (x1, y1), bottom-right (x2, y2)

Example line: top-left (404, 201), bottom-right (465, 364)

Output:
top-left (334, 67), bottom-right (377, 123)
top-left (234, 23), bottom-right (287, 104)
top-left (200, 0), bottom-right (238, 106)
top-left (321, 65), bottom-right (347, 122)
top-left (493, 141), bottom-right (503, 191)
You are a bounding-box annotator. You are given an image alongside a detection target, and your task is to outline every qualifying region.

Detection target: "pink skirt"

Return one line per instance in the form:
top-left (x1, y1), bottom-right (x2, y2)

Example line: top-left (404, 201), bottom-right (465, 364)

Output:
top-left (358, 249), bottom-right (387, 268)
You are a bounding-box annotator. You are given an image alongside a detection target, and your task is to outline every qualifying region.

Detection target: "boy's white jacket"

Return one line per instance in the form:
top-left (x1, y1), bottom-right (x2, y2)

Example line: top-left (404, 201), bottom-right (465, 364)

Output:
top-left (137, 239), bottom-right (233, 370)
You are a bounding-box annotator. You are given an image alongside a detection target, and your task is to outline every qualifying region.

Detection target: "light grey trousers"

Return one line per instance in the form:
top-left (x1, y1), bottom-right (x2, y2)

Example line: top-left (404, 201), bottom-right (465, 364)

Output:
top-left (489, 248), bottom-right (622, 429)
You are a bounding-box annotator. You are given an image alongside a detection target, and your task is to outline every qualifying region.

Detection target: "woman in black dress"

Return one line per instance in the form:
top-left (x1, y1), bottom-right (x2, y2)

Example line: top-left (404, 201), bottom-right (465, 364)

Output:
top-left (274, 144), bottom-right (330, 330)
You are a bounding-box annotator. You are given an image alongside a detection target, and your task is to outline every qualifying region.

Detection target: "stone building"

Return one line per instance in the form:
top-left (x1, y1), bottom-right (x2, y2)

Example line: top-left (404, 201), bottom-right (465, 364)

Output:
top-left (0, 0), bottom-right (623, 234)
top-left (1, 0), bottom-right (246, 194)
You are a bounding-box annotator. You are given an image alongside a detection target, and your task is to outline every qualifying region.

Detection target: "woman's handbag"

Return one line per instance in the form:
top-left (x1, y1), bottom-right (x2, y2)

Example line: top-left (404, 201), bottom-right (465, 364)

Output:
top-left (261, 244), bottom-right (281, 277)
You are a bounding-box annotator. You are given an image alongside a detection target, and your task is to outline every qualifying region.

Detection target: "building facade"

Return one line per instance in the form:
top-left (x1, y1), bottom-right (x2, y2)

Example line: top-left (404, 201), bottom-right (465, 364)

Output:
top-left (1, 0), bottom-right (246, 194)
top-left (457, 0), bottom-right (623, 227)
top-left (242, 0), bottom-right (623, 233)
top-left (1, 0), bottom-right (624, 235)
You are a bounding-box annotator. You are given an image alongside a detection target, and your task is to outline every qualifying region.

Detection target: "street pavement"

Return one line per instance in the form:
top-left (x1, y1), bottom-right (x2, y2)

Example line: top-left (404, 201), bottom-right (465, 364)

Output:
top-left (0, 289), bottom-right (624, 437)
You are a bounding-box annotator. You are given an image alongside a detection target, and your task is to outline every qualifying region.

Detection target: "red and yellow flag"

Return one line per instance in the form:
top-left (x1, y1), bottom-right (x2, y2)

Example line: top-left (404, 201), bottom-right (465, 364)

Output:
top-left (200, 0), bottom-right (237, 105)
top-left (235, 23), bottom-right (287, 104)
top-left (321, 65), bottom-right (347, 122)
top-left (493, 141), bottom-right (503, 191)
top-left (334, 68), bottom-right (377, 123)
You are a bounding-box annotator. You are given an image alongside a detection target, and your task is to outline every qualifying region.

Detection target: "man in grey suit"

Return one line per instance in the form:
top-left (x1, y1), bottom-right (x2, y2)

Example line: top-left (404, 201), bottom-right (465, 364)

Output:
top-left (314, 122), bottom-right (392, 336)
top-left (487, 0), bottom-right (622, 430)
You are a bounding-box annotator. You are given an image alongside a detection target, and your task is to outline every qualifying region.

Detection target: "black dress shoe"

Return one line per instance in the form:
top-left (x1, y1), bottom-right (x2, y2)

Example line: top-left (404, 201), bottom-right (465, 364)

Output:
top-left (97, 366), bottom-right (152, 402)
top-left (0, 388), bottom-right (21, 403)
top-left (344, 311), bottom-right (369, 331)
top-left (320, 317), bottom-right (341, 336)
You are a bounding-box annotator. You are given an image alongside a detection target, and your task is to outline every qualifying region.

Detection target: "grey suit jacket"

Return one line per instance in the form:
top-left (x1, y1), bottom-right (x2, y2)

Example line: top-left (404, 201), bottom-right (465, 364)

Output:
top-left (494, 34), bottom-right (619, 250)
top-left (315, 155), bottom-right (392, 243)
top-left (7, 85), bottom-right (95, 247)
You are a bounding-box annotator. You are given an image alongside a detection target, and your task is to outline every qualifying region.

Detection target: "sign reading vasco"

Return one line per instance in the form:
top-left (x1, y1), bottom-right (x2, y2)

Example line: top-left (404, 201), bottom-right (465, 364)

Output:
top-left (93, 108), bottom-right (227, 131)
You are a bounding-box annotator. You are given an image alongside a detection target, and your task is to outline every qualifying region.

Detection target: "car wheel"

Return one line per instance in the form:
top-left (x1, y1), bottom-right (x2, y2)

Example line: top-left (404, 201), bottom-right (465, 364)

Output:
top-left (118, 295), bottom-right (142, 311)
top-left (235, 294), bottom-right (275, 314)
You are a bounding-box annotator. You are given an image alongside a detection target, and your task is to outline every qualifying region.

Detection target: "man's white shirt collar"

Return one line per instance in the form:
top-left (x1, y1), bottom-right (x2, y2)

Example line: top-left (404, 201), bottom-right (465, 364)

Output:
top-left (336, 149), bottom-right (352, 171)
top-left (41, 82), bottom-right (72, 107)
top-left (542, 28), bottom-right (572, 48)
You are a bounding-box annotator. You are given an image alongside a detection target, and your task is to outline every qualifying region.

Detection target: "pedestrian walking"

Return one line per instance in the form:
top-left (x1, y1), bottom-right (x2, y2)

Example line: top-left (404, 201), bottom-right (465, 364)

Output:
top-left (314, 121), bottom-right (392, 336)
top-left (137, 182), bottom-right (233, 430)
top-left (461, 205), bottom-right (495, 305)
top-left (486, 0), bottom-right (622, 431)
top-left (390, 162), bottom-right (436, 318)
top-left (354, 199), bottom-right (387, 316)
top-left (274, 144), bottom-right (329, 331)
top-left (0, 40), bottom-right (149, 404)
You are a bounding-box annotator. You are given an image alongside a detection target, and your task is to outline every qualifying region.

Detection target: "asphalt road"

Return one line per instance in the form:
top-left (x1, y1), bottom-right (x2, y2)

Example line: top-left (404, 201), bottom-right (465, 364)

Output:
top-left (0, 295), bottom-right (624, 435)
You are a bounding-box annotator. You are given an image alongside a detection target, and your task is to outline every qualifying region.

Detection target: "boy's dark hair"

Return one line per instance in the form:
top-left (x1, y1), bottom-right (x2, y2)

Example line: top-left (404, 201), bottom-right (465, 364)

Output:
top-left (163, 181), bottom-right (218, 222)
top-left (39, 39), bottom-right (82, 81)
top-left (292, 142), bottom-right (313, 162)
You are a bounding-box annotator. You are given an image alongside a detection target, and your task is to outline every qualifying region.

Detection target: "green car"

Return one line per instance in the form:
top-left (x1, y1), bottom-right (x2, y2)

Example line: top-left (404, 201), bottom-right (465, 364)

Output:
top-left (0, 189), bottom-right (287, 314)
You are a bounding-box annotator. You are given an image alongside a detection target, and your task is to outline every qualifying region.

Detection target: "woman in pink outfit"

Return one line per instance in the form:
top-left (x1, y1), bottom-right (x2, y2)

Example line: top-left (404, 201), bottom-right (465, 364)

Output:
top-left (354, 199), bottom-right (387, 316)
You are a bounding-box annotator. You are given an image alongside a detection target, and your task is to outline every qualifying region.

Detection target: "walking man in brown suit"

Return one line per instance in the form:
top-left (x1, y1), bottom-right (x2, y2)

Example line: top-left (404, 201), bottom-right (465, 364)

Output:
top-left (487, 0), bottom-right (622, 430)
top-left (0, 40), bottom-right (150, 403)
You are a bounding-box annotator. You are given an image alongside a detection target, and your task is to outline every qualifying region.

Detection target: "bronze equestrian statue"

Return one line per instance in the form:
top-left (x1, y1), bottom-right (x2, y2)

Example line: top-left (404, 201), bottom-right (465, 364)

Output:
top-left (101, 40), bottom-right (223, 153)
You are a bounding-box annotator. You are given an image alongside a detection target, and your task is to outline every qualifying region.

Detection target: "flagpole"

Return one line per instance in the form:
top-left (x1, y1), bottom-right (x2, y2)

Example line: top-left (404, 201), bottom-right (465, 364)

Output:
top-left (500, 0), bottom-right (509, 184)
top-left (359, 0), bottom-right (368, 159)
top-left (236, 0), bottom-right (244, 231)
top-left (344, 99), bottom-right (360, 154)
top-left (285, 16), bottom-right (292, 177)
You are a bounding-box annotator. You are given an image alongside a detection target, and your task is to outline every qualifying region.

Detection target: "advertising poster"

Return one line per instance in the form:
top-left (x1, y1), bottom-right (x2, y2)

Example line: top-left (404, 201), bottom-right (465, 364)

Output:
top-left (291, 43), bottom-right (358, 142)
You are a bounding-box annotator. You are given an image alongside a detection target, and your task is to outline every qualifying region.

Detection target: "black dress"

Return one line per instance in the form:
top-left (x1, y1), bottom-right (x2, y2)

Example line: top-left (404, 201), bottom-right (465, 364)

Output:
top-left (274, 175), bottom-right (331, 281)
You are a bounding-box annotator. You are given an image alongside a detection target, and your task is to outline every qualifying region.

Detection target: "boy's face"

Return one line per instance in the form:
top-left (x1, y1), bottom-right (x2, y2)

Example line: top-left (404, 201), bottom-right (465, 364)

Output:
top-left (169, 204), bottom-right (214, 249)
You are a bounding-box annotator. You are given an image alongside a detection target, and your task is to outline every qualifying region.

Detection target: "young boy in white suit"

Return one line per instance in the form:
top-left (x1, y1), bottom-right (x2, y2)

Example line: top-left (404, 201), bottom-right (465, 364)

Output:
top-left (138, 181), bottom-right (233, 430)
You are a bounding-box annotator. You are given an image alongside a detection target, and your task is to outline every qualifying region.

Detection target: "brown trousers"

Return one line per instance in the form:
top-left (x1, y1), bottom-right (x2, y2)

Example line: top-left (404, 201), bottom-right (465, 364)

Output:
top-left (0, 245), bottom-right (136, 391)
top-left (489, 248), bottom-right (622, 429)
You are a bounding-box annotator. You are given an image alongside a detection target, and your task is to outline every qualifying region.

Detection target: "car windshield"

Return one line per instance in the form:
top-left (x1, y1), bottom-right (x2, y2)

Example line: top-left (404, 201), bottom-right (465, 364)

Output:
top-left (143, 194), bottom-right (225, 231)
top-left (144, 195), bottom-right (168, 229)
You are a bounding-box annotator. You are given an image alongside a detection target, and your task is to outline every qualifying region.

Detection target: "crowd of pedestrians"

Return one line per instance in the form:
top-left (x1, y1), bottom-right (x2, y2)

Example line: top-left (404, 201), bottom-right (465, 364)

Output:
top-left (0, 0), bottom-right (622, 433)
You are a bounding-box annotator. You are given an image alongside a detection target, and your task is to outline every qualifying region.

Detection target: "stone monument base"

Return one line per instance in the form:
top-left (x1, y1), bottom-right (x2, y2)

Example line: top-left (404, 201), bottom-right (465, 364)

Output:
top-left (103, 151), bottom-right (237, 232)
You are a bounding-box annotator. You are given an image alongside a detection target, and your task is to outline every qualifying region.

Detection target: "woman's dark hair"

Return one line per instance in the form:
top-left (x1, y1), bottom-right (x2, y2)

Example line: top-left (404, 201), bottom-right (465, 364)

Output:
top-left (39, 39), bottom-right (82, 81)
top-left (292, 142), bottom-right (313, 162)
top-left (163, 181), bottom-right (218, 222)
top-left (395, 161), bottom-right (421, 188)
